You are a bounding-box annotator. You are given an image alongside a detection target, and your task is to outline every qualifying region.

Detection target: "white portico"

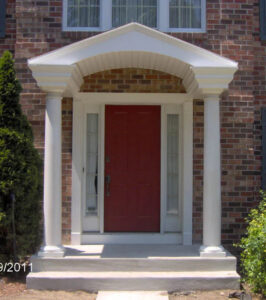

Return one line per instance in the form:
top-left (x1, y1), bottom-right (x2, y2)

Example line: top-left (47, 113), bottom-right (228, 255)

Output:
top-left (27, 23), bottom-right (239, 290)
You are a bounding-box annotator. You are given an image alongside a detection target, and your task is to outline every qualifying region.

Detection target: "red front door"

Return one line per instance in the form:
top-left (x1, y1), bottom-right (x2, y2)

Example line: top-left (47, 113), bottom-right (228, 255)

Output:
top-left (104, 105), bottom-right (161, 232)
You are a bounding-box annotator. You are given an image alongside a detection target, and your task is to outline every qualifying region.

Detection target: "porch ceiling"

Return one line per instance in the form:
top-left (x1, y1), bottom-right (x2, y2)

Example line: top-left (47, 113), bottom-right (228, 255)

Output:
top-left (28, 23), bottom-right (238, 99)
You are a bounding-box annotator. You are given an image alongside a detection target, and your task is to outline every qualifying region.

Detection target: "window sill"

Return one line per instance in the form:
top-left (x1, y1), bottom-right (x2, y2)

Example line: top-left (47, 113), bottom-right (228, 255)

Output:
top-left (62, 25), bottom-right (206, 34)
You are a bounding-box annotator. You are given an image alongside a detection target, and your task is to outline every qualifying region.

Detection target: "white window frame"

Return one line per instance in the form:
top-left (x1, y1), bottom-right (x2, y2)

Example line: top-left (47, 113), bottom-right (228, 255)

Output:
top-left (82, 105), bottom-right (103, 232)
top-left (162, 105), bottom-right (182, 233)
top-left (62, 0), bottom-right (206, 33)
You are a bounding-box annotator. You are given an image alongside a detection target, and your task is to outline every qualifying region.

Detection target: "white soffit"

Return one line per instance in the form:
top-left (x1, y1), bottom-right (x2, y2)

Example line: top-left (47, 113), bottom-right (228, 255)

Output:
top-left (28, 23), bottom-right (238, 98)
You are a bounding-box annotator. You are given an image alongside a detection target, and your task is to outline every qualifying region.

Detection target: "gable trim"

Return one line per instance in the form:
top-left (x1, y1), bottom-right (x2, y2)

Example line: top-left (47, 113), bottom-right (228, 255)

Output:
top-left (28, 23), bottom-right (238, 99)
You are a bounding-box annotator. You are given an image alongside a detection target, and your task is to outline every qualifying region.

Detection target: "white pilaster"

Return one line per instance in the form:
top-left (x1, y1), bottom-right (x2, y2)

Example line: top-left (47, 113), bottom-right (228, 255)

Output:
top-left (39, 93), bottom-right (65, 257)
top-left (71, 99), bottom-right (83, 245)
top-left (182, 101), bottom-right (193, 245)
top-left (200, 96), bottom-right (226, 257)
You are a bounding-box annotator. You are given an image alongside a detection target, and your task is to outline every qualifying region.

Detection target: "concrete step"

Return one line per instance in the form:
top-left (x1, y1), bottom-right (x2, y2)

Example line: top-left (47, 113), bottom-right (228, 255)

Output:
top-left (31, 256), bottom-right (237, 272)
top-left (30, 245), bottom-right (237, 273)
top-left (96, 291), bottom-right (169, 299)
top-left (26, 271), bottom-right (240, 292)
top-left (81, 233), bottom-right (182, 244)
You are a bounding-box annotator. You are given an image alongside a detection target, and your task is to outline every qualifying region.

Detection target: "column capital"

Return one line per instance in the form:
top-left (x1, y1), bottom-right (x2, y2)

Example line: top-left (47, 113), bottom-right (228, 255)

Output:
top-left (46, 92), bottom-right (63, 101)
top-left (203, 94), bottom-right (221, 102)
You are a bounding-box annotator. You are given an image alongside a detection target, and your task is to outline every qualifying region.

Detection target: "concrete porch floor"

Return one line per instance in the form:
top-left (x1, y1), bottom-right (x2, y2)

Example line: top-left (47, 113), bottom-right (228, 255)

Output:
top-left (27, 244), bottom-right (240, 292)
top-left (64, 244), bottom-right (204, 258)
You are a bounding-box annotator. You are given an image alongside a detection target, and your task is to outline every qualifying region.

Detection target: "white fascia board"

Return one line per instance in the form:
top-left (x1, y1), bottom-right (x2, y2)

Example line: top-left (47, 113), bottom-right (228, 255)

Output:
top-left (28, 63), bottom-right (75, 74)
top-left (28, 23), bottom-right (238, 69)
top-left (192, 66), bottom-right (238, 76)
top-left (192, 66), bottom-right (237, 94)
top-left (32, 72), bottom-right (72, 81)
top-left (36, 82), bottom-right (69, 94)
top-left (199, 87), bottom-right (227, 96)
top-left (29, 64), bottom-right (82, 95)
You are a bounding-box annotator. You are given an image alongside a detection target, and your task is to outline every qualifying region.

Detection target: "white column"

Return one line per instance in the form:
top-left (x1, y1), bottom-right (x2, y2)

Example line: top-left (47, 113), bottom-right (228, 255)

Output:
top-left (38, 93), bottom-right (65, 257)
top-left (200, 96), bottom-right (226, 257)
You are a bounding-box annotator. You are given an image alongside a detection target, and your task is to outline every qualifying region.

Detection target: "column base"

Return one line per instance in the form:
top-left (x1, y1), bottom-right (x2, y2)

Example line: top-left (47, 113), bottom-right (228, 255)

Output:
top-left (183, 232), bottom-right (192, 246)
top-left (71, 232), bottom-right (81, 245)
top-left (38, 245), bottom-right (65, 258)
top-left (199, 245), bottom-right (226, 257)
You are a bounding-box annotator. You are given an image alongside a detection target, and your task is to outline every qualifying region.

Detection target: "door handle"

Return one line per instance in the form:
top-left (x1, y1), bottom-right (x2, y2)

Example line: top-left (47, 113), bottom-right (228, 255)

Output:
top-left (105, 175), bottom-right (111, 197)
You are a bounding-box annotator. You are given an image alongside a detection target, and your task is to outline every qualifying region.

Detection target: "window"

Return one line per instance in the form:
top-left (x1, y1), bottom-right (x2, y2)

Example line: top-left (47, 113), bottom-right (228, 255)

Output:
top-left (63, 0), bottom-right (205, 32)
top-left (167, 114), bottom-right (179, 215)
top-left (169, 0), bottom-right (201, 29)
top-left (112, 0), bottom-right (157, 28)
top-left (67, 0), bottom-right (100, 28)
top-left (164, 107), bottom-right (181, 233)
top-left (260, 0), bottom-right (266, 40)
top-left (0, 0), bottom-right (6, 38)
top-left (86, 114), bottom-right (98, 215)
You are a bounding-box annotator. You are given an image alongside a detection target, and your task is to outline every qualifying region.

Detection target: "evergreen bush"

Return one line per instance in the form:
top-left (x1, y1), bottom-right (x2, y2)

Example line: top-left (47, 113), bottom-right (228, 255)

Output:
top-left (238, 191), bottom-right (266, 296)
top-left (0, 51), bottom-right (42, 264)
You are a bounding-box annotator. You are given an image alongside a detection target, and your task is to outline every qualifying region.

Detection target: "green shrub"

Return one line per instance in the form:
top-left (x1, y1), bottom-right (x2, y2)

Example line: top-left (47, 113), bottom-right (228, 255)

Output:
top-left (238, 191), bottom-right (266, 296)
top-left (0, 51), bottom-right (42, 264)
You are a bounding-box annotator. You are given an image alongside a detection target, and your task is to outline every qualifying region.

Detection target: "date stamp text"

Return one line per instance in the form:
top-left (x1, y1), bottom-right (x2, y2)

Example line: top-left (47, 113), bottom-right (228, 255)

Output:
top-left (0, 262), bottom-right (32, 273)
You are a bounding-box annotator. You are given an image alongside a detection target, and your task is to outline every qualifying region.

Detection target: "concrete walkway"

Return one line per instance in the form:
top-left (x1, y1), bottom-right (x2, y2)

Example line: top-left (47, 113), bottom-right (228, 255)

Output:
top-left (97, 291), bottom-right (169, 300)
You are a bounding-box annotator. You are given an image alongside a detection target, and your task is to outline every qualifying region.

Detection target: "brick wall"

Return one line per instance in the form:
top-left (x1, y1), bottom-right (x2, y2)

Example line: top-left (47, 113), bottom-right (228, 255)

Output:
top-left (193, 100), bottom-right (204, 243)
top-left (62, 98), bottom-right (73, 244)
top-left (0, 0), bottom-right (265, 246)
top-left (81, 69), bottom-right (186, 93)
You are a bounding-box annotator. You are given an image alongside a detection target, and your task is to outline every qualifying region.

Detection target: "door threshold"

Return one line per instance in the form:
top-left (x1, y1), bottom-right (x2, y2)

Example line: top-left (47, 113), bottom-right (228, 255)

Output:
top-left (80, 233), bottom-right (182, 245)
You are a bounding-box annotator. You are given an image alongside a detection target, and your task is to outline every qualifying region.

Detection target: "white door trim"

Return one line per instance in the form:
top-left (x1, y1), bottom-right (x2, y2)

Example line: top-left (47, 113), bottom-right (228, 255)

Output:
top-left (71, 99), bottom-right (83, 245)
top-left (76, 92), bottom-right (191, 104)
top-left (71, 93), bottom-right (193, 245)
top-left (99, 105), bottom-right (105, 234)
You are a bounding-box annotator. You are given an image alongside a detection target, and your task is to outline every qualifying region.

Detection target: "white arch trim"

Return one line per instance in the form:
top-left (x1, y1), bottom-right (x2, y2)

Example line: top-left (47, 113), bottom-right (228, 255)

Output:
top-left (28, 23), bottom-right (238, 99)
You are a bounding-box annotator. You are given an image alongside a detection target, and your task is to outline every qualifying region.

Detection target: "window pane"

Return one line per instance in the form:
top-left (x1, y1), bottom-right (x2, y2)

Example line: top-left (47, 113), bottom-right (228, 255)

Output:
top-left (86, 114), bottom-right (98, 215)
top-left (167, 115), bottom-right (179, 215)
top-left (112, 0), bottom-right (157, 28)
top-left (67, 6), bottom-right (78, 27)
top-left (169, 0), bottom-right (201, 29)
top-left (87, 154), bottom-right (98, 173)
top-left (67, 0), bottom-right (100, 28)
top-left (87, 194), bottom-right (97, 213)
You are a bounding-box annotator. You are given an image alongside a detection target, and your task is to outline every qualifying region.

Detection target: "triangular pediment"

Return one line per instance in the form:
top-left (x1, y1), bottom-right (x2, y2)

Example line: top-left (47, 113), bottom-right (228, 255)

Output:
top-left (28, 23), bottom-right (238, 97)
top-left (29, 23), bottom-right (237, 68)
